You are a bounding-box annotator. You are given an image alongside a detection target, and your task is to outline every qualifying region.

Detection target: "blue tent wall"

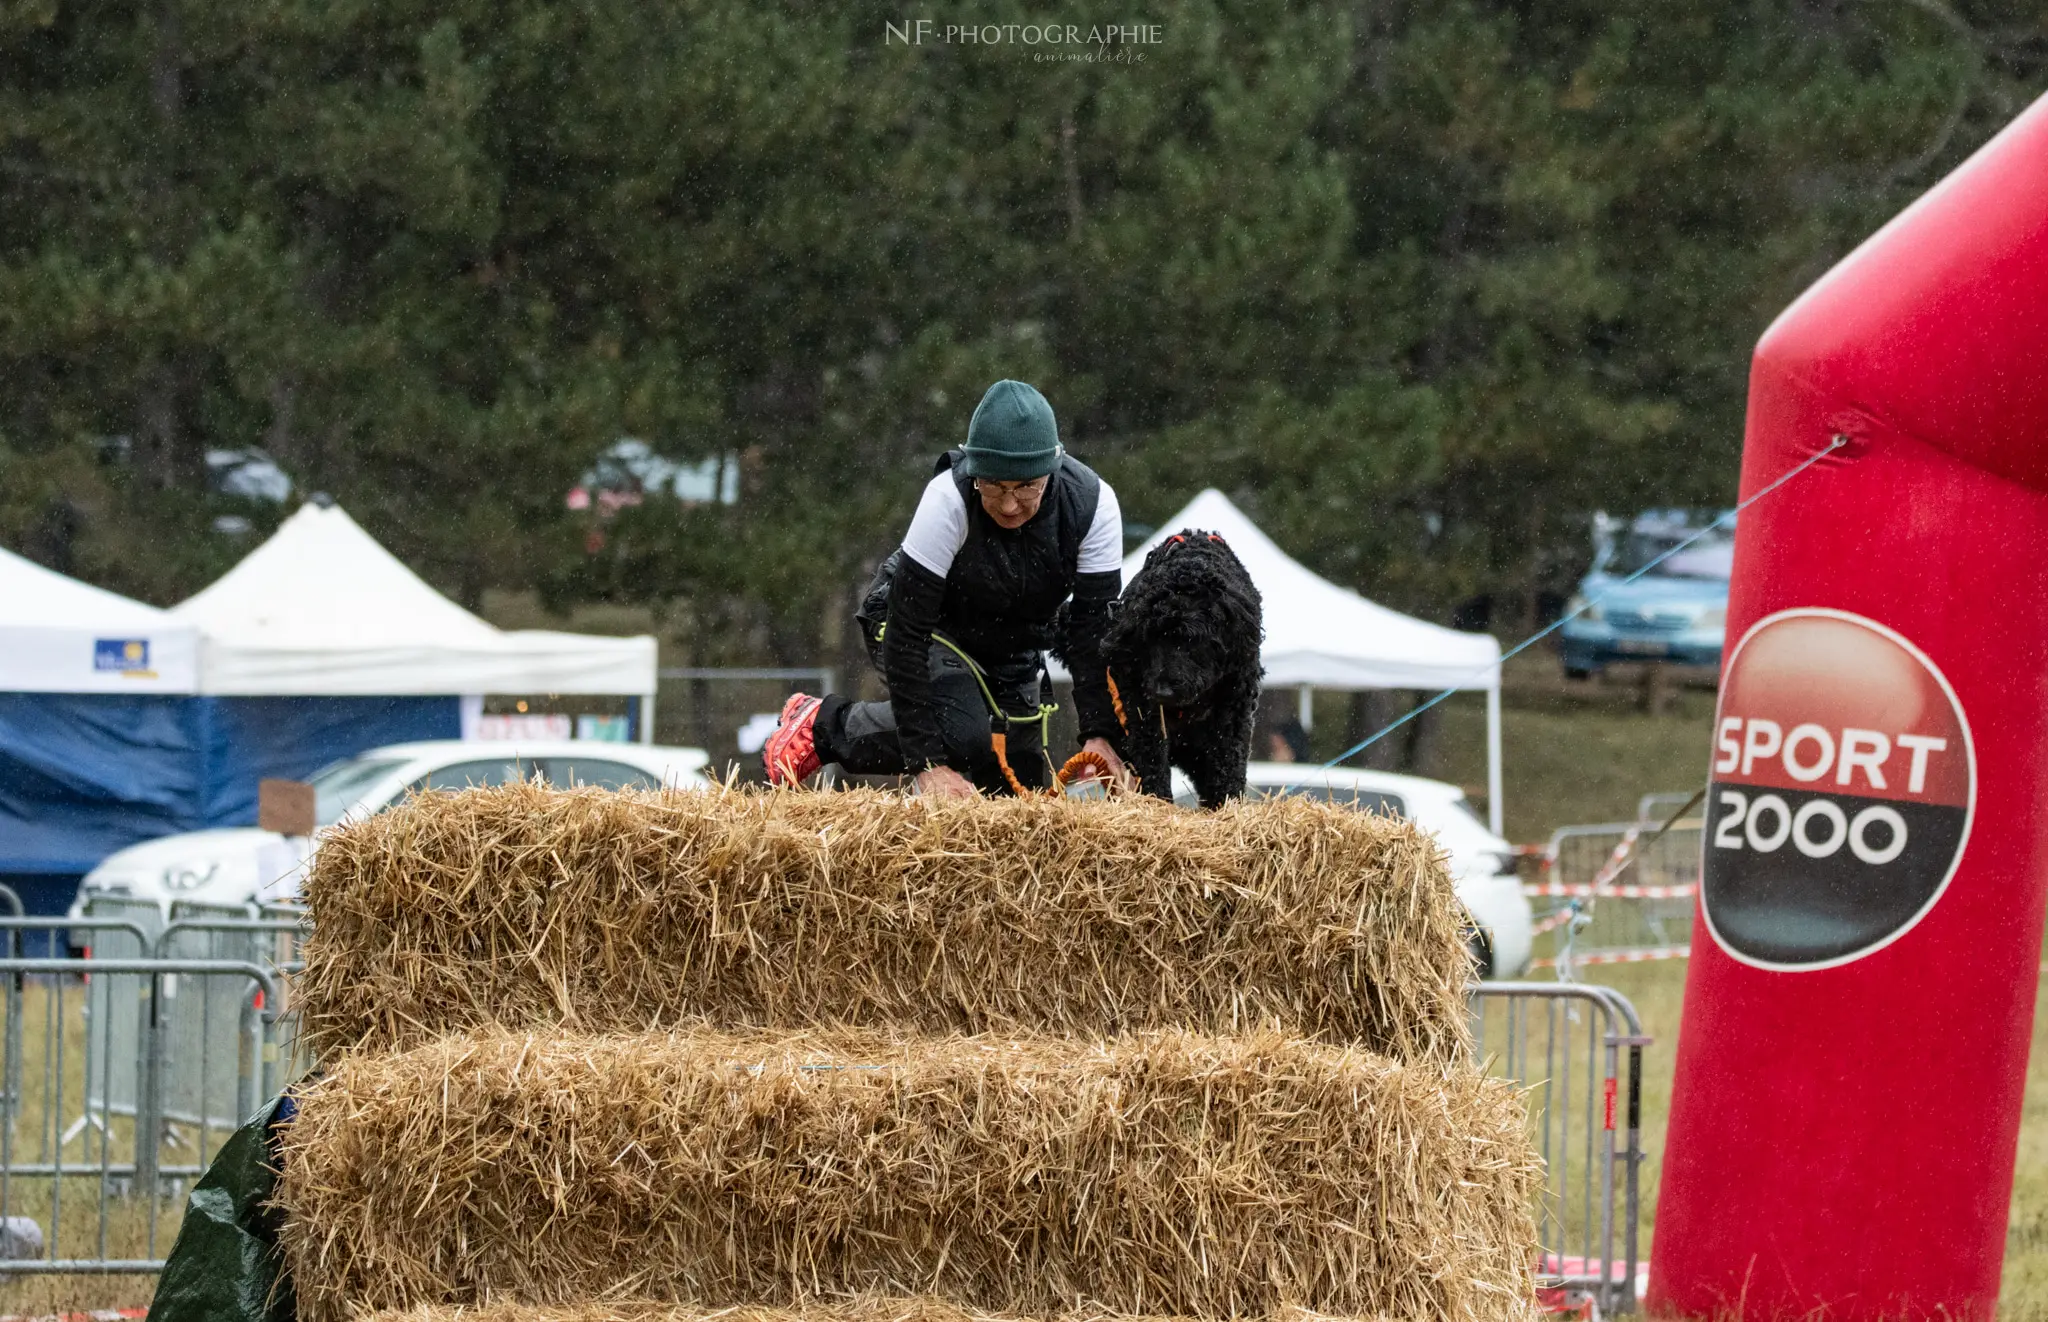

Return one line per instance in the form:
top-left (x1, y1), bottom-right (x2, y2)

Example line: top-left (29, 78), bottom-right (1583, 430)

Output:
top-left (0, 694), bottom-right (458, 910)
top-left (0, 693), bottom-right (204, 876)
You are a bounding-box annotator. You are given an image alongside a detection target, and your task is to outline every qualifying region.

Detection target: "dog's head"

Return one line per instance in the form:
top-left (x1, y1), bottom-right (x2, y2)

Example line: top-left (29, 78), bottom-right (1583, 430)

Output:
top-left (1106, 531), bottom-right (1263, 710)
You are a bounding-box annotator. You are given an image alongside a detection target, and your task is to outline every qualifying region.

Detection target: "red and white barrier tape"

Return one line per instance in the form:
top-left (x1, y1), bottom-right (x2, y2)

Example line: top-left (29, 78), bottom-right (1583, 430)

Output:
top-left (1527, 826), bottom-right (1644, 900)
top-left (1, 1311), bottom-right (147, 1322)
top-left (1585, 827), bottom-right (1641, 890)
top-left (1539, 1253), bottom-right (1653, 1305)
top-left (1526, 882), bottom-right (1697, 900)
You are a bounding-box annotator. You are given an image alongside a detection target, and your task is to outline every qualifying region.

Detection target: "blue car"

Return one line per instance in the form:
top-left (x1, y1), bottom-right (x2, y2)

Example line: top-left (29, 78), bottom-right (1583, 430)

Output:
top-left (1558, 510), bottom-right (1732, 679)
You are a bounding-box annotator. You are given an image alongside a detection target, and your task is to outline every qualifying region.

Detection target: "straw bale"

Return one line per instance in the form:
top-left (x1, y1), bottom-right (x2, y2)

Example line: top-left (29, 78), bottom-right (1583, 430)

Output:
top-left (360, 1298), bottom-right (1401, 1322)
top-left (276, 1028), bottom-right (1540, 1322)
top-left (294, 784), bottom-right (1473, 1062)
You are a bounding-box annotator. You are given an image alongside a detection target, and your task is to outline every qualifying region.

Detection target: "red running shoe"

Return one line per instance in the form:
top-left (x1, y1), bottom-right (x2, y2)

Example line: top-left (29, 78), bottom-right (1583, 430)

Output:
top-left (763, 692), bottom-right (824, 786)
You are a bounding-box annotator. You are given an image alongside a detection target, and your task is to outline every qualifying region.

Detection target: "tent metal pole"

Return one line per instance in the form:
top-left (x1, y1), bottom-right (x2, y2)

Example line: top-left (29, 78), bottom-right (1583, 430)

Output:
top-left (641, 691), bottom-right (657, 744)
top-left (1485, 681), bottom-right (1504, 836)
top-left (1297, 685), bottom-right (1313, 732)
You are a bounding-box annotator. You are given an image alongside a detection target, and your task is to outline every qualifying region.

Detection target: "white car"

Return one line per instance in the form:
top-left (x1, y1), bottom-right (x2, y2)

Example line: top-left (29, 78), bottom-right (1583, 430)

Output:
top-left (69, 740), bottom-right (714, 922)
top-left (1168, 762), bottom-right (1533, 979)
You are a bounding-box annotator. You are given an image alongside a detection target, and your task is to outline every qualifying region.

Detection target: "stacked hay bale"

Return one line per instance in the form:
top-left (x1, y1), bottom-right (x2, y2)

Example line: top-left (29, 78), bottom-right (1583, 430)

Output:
top-left (361, 1304), bottom-right (1397, 1322)
top-left (281, 784), bottom-right (1540, 1322)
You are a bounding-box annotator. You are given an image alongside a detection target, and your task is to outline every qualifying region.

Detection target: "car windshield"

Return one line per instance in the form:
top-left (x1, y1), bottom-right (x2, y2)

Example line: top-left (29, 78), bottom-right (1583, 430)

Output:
top-left (1447, 796), bottom-right (1490, 830)
top-left (308, 758), bottom-right (408, 825)
top-left (1612, 529), bottom-right (1733, 579)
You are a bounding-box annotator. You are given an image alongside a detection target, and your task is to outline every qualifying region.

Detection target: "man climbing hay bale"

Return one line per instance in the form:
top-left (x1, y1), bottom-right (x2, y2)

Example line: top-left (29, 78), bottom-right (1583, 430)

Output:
top-left (764, 379), bottom-right (1127, 798)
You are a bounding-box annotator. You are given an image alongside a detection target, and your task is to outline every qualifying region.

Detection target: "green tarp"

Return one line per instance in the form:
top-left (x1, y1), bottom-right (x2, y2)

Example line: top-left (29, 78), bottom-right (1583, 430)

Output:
top-left (146, 1093), bottom-right (297, 1322)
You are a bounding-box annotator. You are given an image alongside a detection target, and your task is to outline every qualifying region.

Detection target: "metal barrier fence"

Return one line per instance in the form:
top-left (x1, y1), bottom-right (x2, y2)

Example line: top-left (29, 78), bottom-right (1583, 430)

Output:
top-left (154, 906), bottom-right (307, 1128)
top-left (0, 911), bottom-right (1650, 1301)
top-left (1472, 981), bottom-right (1649, 1315)
top-left (76, 898), bottom-right (161, 1147)
top-left (1530, 814), bottom-right (1701, 974)
top-left (0, 954), bottom-right (282, 1273)
top-left (78, 899), bottom-right (308, 1137)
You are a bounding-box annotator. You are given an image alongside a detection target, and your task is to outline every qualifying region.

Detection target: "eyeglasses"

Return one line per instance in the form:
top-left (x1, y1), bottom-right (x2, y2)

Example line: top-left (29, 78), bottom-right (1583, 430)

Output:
top-left (974, 477), bottom-right (1049, 508)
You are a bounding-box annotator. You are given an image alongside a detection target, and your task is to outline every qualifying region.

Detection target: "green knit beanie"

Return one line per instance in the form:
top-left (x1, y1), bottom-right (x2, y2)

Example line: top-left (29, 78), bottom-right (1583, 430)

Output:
top-left (960, 380), bottom-right (1063, 480)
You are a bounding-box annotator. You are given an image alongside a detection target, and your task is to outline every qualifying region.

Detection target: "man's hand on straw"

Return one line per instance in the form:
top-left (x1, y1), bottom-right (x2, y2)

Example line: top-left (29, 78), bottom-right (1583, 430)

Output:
top-left (1074, 737), bottom-right (1130, 792)
top-left (915, 765), bottom-right (979, 799)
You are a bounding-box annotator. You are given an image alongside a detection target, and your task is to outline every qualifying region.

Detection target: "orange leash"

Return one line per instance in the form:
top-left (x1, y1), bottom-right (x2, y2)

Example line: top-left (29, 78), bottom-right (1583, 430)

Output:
top-left (988, 736), bottom-right (1120, 797)
top-left (986, 671), bottom-right (1127, 797)
top-left (989, 730), bottom-right (1034, 798)
top-left (1057, 747), bottom-right (1115, 790)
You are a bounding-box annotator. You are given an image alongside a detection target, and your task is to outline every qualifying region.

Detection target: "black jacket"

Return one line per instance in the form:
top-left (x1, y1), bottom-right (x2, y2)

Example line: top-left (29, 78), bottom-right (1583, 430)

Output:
top-left (870, 450), bottom-right (1120, 769)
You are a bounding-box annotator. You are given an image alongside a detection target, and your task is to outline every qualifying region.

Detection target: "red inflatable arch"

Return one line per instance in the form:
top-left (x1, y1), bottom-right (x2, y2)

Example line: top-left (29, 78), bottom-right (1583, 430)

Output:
top-left (1649, 93), bottom-right (2048, 1319)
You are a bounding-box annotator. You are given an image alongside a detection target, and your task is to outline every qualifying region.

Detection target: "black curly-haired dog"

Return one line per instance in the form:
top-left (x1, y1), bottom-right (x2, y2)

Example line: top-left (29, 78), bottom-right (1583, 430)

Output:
top-left (1061, 530), bottom-right (1263, 808)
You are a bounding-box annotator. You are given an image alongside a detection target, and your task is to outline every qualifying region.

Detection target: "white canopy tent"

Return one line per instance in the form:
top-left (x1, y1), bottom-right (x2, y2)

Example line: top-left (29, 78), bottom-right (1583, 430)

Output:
top-left (170, 502), bottom-right (659, 737)
top-left (1055, 489), bottom-right (1506, 831)
top-left (0, 547), bottom-right (197, 694)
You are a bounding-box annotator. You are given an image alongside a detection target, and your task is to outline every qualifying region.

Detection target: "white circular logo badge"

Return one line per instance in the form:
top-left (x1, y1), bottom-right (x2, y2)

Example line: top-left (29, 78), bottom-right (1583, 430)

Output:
top-left (1702, 608), bottom-right (1975, 971)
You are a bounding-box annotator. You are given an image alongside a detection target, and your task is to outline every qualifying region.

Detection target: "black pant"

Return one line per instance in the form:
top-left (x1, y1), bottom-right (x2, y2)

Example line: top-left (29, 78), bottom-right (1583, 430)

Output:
top-left (816, 643), bottom-right (1048, 795)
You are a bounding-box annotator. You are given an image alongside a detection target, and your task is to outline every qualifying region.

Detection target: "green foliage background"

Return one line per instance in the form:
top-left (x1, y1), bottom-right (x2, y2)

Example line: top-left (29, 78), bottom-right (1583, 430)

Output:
top-left (3, 0), bottom-right (2042, 661)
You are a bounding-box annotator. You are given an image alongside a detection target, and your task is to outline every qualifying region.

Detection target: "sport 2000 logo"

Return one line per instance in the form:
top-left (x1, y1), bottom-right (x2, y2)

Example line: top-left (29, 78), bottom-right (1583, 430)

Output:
top-left (1702, 607), bottom-right (1975, 971)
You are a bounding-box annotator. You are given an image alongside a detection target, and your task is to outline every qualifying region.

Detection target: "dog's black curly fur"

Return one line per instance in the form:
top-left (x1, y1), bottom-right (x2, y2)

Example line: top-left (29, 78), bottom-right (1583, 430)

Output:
top-left (1060, 530), bottom-right (1263, 808)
